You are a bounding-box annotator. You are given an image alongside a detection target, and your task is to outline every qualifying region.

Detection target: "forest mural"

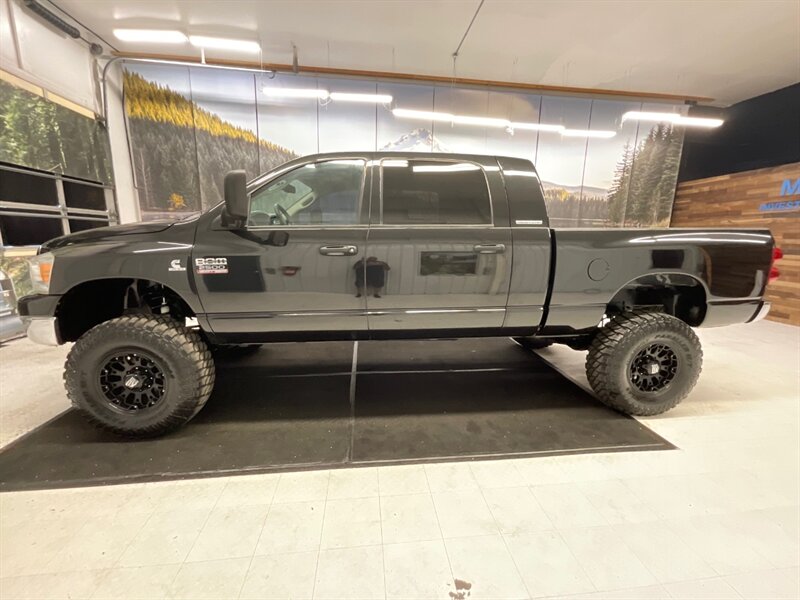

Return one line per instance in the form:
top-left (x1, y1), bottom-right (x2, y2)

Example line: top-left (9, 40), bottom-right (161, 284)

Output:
top-left (607, 124), bottom-right (684, 226)
top-left (0, 79), bottom-right (113, 184)
top-left (125, 71), bottom-right (295, 217)
top-left (123, 63), bottom-right (685, 226)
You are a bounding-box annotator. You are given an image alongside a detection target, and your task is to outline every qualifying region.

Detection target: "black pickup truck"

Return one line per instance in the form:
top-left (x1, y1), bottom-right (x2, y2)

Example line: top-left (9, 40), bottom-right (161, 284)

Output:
top-left (19, 152), bottom-right (779, 437)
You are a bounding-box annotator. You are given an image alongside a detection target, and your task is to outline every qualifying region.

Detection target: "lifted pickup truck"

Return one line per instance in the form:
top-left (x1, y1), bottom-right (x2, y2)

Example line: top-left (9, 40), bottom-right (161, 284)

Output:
top-left (20, 152), bottom-right (779, 437)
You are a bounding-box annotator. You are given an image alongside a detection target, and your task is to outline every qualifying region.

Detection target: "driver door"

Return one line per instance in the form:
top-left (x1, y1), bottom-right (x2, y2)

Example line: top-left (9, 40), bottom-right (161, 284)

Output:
top-left (194, 157), bottom-right (371, 339)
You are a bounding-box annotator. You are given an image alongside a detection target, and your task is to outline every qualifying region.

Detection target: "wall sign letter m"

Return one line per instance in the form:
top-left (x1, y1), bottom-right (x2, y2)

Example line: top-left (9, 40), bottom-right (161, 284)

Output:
top-left (780, 178), bottom-right (800, 196)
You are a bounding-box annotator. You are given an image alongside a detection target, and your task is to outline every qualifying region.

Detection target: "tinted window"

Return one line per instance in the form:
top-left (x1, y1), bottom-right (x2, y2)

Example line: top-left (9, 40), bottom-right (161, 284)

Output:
top-left (249, 160), bottom-right (364, 226)
top-left (0, 214), bottom-right (63, 246)
top-left (64, 181), bottom-right (107, 211)
top-left (381, 160), bottom-right (491, 225)
top-left (0, 169), bottom-right (58, 206)
top-left (68, 218), bottom-right (109, 233)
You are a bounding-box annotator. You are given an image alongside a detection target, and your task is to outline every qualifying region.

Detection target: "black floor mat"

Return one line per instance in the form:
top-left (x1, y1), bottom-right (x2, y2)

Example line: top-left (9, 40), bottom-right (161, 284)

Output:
top-left (0, 339), bottom-right (672, 491)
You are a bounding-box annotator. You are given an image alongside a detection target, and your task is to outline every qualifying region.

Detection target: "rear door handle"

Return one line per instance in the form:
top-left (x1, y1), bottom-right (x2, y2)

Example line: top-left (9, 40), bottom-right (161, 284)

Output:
top-left (319, 245), bottom-right (358, 256)
top-left (473, 243), bottom-right (506, 254)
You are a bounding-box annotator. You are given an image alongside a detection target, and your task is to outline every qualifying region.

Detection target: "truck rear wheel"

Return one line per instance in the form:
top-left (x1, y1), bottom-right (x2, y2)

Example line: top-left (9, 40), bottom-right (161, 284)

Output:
top-left (585, 311), bottom-right (702, 416)
top-left (64, 315), bottom-right (215, 437)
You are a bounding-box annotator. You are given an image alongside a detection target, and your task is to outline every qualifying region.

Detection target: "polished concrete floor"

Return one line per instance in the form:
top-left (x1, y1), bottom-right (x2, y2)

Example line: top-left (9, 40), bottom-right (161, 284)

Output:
top-left (0, 320), bottom-right (798, 599)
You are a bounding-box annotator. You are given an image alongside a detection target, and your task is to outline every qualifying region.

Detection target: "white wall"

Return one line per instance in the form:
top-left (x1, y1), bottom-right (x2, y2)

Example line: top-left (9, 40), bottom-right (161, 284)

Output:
top-left (0, 0), bottom-right (138, 223)
top-left (0, 0), bottom-right (97, 111)
top-left (101, 61), bottom-right (139, 223)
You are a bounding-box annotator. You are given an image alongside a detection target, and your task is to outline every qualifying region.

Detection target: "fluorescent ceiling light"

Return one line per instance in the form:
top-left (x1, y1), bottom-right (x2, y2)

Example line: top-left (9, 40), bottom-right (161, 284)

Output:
top-left (631, 235), bottom-right (764, 245)
top-left (674, 116), bottom-right (724, 128)
top-left (502, 170), bottom-right (539, 177)
top-left (622, 111), bottom-right (723, 128)
top-left (392, 108), bottom-right (454, 122)
top-left (329, 92), bottom-right (393, 103)
top-left (622, 111), bottom-right (681, 123)
top-left (394, 107), bottom-right (625, 137)
top-left (262, 87), bottom-right (329, 99)
top-left (510, 122), bottom-right (565, 133)
top-left (451, 115), bottom-right (509, 128)
top-left (263, 89), bottom-right (393, 103)
top-left (382, 159), bottom-right (409, 167)
top-left (561, 129), bottom-right (617, 138)
top-left (113, 29), bottom-right (187, 43)
top-left (413, 163), bottom-right (480, 173)
top-left (189, 35), bottom-right (260, 53)
top-left (393, 108), bottom-right (509, 128)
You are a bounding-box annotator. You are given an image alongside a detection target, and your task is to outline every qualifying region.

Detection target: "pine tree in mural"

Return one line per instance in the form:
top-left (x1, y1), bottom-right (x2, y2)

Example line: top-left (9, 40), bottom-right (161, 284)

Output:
top-left (653, 126), bottom-right (684, 223)
top-left (607, 141), bottom-right (635, 225)
top-left (606, 124), bottom-right (683, 227)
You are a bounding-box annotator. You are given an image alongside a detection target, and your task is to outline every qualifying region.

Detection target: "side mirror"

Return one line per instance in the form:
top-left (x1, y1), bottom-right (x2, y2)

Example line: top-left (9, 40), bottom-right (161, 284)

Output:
top-left (222, 170), bottom-right (248, 228)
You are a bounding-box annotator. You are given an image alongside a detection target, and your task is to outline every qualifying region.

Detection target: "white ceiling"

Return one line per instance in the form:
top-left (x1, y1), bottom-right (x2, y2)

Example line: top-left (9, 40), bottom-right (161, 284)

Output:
top-left (54, 0), bottom-right (800, 106)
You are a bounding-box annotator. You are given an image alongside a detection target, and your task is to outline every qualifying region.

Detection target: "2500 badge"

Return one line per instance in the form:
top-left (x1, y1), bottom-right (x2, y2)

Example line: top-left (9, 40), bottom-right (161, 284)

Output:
top-left (195, 257), bottom-right (228, 275)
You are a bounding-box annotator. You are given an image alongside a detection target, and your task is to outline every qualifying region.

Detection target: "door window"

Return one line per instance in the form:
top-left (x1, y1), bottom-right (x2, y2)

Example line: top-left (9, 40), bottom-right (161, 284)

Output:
top-left (249, 159), bottom-right (365, 226)
top-left (381, 160), bottom-right (492, 225)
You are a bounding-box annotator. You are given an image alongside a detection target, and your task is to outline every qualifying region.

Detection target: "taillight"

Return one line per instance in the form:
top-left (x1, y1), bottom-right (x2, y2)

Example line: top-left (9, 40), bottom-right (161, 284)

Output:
top-left (769, 246), bottom-right (783, 282)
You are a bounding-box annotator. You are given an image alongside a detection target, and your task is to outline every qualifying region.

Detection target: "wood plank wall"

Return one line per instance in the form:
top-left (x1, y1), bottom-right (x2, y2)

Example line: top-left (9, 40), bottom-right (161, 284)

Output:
top-left (672, 163), bottom-right (800, 325)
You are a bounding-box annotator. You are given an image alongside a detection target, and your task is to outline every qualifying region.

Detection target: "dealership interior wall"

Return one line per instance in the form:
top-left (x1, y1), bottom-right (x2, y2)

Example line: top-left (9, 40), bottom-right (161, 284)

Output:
top-left (0, 1), bottom-right (799, 599)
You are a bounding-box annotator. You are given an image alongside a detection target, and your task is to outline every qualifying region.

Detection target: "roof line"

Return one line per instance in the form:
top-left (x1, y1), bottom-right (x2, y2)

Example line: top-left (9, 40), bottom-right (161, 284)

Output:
top-left (112, 51), bottom-right (713, 104)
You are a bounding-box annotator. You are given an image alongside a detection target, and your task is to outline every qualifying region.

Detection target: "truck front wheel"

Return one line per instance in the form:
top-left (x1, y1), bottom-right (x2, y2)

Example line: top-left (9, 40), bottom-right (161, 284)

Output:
top-left (64, 315), bottom-right (215, 437)
top-left (585, 311), bottom-right (702, 416)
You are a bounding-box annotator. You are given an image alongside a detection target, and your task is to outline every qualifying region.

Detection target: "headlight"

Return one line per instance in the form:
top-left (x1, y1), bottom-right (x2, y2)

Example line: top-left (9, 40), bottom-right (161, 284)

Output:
top-left (28, 252), bottom-right (55, 294)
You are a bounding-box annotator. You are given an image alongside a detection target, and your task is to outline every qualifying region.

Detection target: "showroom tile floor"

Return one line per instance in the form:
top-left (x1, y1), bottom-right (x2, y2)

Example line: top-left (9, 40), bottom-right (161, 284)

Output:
top-left (0, 320), bottom-right (798, 599)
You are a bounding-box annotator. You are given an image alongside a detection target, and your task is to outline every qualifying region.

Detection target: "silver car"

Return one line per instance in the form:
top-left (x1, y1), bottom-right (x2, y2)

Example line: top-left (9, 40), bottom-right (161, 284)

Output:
top-left (0, 270), bottom-right (25, 343)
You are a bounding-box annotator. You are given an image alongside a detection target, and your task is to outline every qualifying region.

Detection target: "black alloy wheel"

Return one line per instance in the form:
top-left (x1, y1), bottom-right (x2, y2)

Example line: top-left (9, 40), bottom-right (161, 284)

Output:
top-left (628, 343), bottom-right (678, 393)
top-left (99, 351), bottom-right (167, 412)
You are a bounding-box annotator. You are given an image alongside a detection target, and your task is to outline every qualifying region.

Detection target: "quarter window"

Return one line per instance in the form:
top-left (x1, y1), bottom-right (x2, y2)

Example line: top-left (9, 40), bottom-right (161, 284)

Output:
top-left (381, 160), bottom-right (491, 225)
top-left (249, 160), bottom-right (365, 226)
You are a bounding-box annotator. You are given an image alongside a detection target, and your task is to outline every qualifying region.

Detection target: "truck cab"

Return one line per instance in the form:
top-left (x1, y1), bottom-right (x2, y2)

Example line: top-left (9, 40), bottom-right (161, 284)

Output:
top-left (194, 152), bottom-right (549, 341)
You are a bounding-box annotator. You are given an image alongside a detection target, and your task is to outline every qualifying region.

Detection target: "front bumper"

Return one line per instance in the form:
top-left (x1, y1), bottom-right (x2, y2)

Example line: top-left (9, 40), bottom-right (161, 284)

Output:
top-left (23, 316), bottom-right (61, 346)
top-left (17, 294), bottom-right (60, 318)
top-left (18, 294), bottom-right (62, 346)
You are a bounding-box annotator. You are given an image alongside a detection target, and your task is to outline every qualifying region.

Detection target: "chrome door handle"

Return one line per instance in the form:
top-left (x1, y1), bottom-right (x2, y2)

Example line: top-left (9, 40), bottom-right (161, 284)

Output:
top-left (473, 243), bottom-right (506, 254)
top-left (319, 245), bottom-right (358, 256)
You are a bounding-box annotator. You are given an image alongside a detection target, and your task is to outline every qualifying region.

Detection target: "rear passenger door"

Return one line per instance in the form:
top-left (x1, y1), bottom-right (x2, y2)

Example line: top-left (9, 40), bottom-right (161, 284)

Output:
top-left (365, 157), bottom-right (512, 332)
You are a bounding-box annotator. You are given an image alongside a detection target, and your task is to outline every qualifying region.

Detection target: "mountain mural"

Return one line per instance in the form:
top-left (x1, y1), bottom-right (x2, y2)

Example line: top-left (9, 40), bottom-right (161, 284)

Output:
top-left (541, 181), bottom-right (608, 197)
top-left (122, 65), bottom-right (682, 228)
top-left (124, 71), bottom-right (296, 217)
top-left (542, 185), bottom-right (610, 227)
top-left (380, 128), bottom-right (450, 153)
